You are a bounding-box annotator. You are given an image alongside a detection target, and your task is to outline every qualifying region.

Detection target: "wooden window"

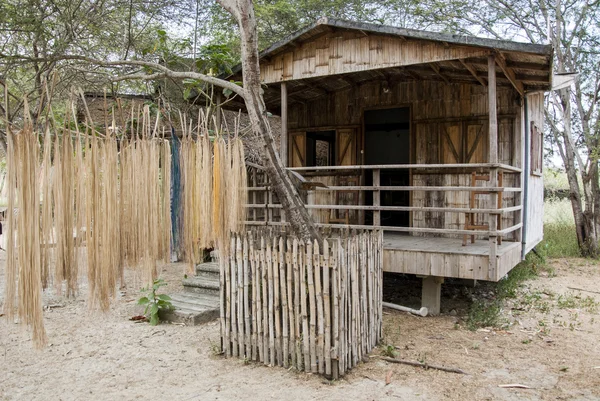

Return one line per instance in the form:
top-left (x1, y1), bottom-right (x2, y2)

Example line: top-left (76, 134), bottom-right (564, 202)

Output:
top-left (530, 122), bottom-right (542, 175)
top-left (440, 121), bottom-right (487, 163)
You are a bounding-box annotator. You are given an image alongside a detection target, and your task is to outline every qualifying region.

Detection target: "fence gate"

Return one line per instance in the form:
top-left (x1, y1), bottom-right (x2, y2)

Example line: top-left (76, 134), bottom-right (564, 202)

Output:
top-left (220, 230), bottom-right (383, 378)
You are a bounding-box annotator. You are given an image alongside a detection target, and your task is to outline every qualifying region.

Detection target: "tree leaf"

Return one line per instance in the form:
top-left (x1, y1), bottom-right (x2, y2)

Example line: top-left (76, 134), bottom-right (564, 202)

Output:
top-left (158, 294), bottom-right (172, 301)
top-left (137, 296), bottom-right (149, 305)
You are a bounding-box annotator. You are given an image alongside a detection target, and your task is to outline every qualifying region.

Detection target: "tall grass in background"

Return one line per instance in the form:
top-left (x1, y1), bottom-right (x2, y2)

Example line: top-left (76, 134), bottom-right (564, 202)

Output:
top-left (542, 169), bottom-right (580, 258)
top-left (543, 197), bottom-right (580, 258)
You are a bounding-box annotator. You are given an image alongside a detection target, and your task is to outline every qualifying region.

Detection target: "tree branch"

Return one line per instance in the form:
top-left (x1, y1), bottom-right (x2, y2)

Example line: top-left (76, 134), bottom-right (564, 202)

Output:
top-left (0, 53), bottom-right (247, 99)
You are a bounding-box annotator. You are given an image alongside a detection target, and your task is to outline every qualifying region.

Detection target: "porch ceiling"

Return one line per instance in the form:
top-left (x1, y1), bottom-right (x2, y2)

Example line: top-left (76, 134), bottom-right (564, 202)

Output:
top-left (238, 52), bottom-right (550, 114)
top-left (223, 18), bottom-right (552, 114)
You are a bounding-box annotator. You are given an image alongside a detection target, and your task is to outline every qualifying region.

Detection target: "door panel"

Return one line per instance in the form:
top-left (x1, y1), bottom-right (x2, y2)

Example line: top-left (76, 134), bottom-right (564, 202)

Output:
top-left (289, 132), bottom-right (306, 167)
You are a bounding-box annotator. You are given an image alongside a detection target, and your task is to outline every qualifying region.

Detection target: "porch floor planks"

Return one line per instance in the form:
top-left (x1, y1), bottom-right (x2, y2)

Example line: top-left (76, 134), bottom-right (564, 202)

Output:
top-left (382, 233), bottom-right (521, 281)
top-left (383, 233), bottom-right (520, 256)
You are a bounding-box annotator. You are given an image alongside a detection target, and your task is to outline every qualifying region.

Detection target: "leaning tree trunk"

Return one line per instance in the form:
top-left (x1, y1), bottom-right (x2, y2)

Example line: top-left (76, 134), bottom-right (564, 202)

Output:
top-left (217, 0), bottom-right (321, 243)
top-left (557, 88), bottom-right (598, 257)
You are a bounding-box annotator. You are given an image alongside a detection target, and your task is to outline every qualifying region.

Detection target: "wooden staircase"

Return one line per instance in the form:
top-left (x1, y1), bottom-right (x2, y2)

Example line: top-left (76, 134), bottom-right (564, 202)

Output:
top-left (159, 260), bottom-right (220, 325)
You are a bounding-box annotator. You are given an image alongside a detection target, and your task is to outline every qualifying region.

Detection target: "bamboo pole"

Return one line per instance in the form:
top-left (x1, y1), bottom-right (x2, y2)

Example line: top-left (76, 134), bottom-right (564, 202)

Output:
top-left (243, 235), bottom-right (251, 358)
top-left (331, 240), bottom-right (340, 379)
top-left (250, 233), bottom-right (258, 361)
top-left (293, 238), bottom-right (303, 370)
top-left (323, 239), bottom-right (331, 376)
top-left (231, 235), bottom-right (238, 357)
top-left (261, 236), bottom-right (269, 364)
top-left (237, 235), bottom-right (245, 357)
top-left (299, 240), bottom-right (310, 372)
top-left (280, 237), bottom-right (289, 368)
top-left (272, 237), bottom-right (282, 366)
top-left (286, 238), bottom-right (295, 369)
top-left (314, 240), bottom-right (324, 374)
top-left (306, 241), bottom-right (317, 373)
top-left (267, 237), bottom-right (275, 366)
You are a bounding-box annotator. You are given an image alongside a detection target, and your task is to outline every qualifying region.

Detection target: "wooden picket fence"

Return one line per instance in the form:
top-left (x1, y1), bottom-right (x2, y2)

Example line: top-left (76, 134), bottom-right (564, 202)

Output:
top-left (220, 230), bottom-right (383, 378)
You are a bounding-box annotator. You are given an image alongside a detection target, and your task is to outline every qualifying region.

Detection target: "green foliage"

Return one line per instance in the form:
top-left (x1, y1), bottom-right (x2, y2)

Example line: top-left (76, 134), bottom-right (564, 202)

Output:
top-left (381, 344), bottom-right (398, 358)
top-left (467, 299), bottom-right (502, 331)
top-left (138, 279), bottom-right (174, 326)
top-left (467, 253), bottom-right (544, 330)
top-left (542, 223), bottom-right (581, 258)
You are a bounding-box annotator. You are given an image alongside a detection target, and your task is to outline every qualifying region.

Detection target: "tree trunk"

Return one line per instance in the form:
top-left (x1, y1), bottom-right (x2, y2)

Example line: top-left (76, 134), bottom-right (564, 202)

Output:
top-left (557, 88), bottom-right (598, 257)
top-left (217, 0), bottom-right (321, 243)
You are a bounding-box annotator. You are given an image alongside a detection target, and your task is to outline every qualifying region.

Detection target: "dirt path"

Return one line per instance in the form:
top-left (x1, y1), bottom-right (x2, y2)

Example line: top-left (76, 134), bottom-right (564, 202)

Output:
top-left (1, 257), bottom-right (599, 400)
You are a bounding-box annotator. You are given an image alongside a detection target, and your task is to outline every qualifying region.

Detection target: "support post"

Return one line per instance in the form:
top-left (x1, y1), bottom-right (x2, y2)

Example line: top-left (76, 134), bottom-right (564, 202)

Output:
top-left (373, 169), bottom-right (381, 226)
top-left (421, 276), bottom-right (443, 316)
top-left (280, 82), bottom-right (288, 167)
top-left (488, 55), bottom-right (499, 280)
top-left (215, 91), bottom-right (222, 132)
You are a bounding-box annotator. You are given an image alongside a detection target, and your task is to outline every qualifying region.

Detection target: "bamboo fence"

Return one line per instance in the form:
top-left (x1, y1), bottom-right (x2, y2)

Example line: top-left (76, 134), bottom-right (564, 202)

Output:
top-left (220, 230), bottom-right (383, 378)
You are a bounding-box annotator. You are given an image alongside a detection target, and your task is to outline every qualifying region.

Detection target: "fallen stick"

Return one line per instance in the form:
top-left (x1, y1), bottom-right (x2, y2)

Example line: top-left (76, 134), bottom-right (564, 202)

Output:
top-left (567, 286), bottom-right (600, 295)
top-left (498, 384), bottom-right (532, 389)
top-left (382, 302), bottom-right (428, 317)
top-left (379, 356), bottom-right (467, 374)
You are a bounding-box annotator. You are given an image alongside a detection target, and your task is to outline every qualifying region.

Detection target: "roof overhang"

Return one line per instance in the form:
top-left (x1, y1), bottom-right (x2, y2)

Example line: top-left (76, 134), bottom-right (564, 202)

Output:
top-left (224, 18), bottom-right (553, 112)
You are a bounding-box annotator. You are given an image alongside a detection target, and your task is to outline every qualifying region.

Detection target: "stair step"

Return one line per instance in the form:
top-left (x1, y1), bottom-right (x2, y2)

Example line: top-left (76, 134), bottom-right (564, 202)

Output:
top-left (158, 292), bottom-right (219, 325)
top-left (195, 262), bottom-right (220, 278)
top-left (169, 292), bottom-right (220, 309)
top-left (183, 276), bottom-right (220, 295)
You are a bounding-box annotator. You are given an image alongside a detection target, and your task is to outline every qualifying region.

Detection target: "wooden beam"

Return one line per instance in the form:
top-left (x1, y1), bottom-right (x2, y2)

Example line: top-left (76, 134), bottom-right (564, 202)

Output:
top-left (506, 60), bottom-right (549, 71)
top-left (281, 82), bottom-right (288, 167)
top-left (429, 62), bottom-right (450, 84)
top-left (401, 66), bottom-right (422, 81)
top-left (459, 59), bottom-right (487, 87)
top-left (494, 52), bottom-right (524, 96)
top-left (487, 55), bottom-right (499, 280)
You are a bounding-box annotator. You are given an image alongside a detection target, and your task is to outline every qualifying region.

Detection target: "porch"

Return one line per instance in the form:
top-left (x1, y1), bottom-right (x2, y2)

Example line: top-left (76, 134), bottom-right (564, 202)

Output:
top-left (245, 162), bottom-right (523, 284)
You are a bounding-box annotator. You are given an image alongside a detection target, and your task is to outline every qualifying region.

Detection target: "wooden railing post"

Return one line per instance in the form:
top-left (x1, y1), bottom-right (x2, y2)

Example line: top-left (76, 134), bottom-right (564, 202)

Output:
top-left (373, 169), bottom-right (381, 226)
top-left (488, 55), bottom-right (499, 279)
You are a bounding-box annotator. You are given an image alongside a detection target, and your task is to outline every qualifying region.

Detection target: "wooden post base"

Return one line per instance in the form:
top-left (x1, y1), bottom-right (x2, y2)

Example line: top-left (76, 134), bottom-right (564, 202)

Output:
top-left (421, 276), bottom-right (444, 316)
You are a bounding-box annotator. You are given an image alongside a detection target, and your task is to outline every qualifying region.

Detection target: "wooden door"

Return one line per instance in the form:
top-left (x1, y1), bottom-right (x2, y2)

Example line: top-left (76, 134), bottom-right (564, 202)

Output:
top-left (336, 128), bottom-right (357, 166)
top-left (288, 132), bottom-right (306, 167)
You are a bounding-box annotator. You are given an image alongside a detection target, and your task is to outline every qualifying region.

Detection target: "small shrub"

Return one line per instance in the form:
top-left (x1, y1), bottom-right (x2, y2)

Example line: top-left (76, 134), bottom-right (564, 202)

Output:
top-left (138, 279), bottom-right (174, 325)
top-left (467, 300), bottom-right (501, 330)
top-left (381, 344), bottom-right (398, 358)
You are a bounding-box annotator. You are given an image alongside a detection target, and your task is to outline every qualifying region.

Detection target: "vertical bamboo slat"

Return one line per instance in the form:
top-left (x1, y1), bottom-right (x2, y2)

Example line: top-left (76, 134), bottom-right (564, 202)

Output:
top-left (243, 236), bottom-right (251, 358)
top-left (300, 240), bottom-right (310, 372)
top-left (280, 238), bottom-right (290, 368)
top-left (272, 237), bottom-right (282, 366)
top-left (230, 236), bottom-right (237, 357)
top-left (294, 239), bottom-right (304, 370)
top-left (237, 235), bottom-right (244, 357)
top-left (267, 238), bottom-right (276, 366)
top-left (306, 241), bottom-right (317, 373)
top-left (323, 239), bottom-right (331, 376)
top-left (314, 240), bottom-right (324, 374)
top-left (286, 238), bottom-right (296, 369)
top-left (250, 233), bottom-right (259, 361)
top-left (261, 236), bottom-right (269, 364)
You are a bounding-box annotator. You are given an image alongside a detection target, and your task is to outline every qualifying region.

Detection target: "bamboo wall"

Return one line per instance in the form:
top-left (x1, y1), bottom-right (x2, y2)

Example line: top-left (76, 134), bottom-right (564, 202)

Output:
top-left (220, 231), bottom-right (383, 378)
top-left (287, 80), bottom-right (522, 240)
top-left (524, 92), bottom-right (544, 252)
top-left (260, 30), bottom-right (490, 84)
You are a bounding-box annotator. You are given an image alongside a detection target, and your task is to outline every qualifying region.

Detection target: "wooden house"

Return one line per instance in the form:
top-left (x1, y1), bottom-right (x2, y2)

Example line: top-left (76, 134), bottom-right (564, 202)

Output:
top-left (226, 18), bottom-right (552, 314)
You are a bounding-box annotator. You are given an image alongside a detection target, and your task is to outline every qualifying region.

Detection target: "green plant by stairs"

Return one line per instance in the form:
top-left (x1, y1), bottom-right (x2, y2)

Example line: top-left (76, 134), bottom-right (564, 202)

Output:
top-left (138, 279), bottom-right (174, 325)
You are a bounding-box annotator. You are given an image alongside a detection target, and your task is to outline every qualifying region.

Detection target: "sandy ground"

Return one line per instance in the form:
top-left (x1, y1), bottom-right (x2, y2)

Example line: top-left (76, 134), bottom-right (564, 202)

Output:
top-left (1, 255), bottom-right (599, 400)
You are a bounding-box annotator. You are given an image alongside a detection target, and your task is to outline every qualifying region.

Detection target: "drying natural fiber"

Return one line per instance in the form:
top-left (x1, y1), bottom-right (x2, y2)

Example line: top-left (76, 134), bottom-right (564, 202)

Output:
top-left (3, 96), bottom-right (247, 346)
top-left (6, 115), bottom-right (48, 348)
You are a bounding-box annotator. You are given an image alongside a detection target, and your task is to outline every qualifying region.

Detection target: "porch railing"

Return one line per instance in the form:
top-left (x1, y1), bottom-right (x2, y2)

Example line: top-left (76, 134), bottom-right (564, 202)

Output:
top-left (245, 163), bottom-right (523, 278)
top-left (246, 163), bottom-right (521, 236)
